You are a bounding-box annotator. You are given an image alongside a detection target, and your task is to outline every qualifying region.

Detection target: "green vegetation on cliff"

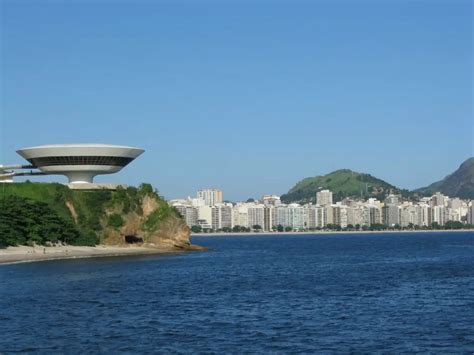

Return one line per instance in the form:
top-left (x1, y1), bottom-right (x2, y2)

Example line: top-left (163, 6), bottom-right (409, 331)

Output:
top-left (0, 182), bottom-right (189, 247)
top-left (414, 157), bottom-right (474, 199)
top-left (281, 169), bottom-right (411, 203)
top-left (0, 195), bottom-right (81, 246)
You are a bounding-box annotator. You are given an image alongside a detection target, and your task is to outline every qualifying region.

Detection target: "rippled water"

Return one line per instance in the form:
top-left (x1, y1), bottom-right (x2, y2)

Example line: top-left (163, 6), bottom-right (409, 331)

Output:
top-left (1, 232), bottom-right (474, 353)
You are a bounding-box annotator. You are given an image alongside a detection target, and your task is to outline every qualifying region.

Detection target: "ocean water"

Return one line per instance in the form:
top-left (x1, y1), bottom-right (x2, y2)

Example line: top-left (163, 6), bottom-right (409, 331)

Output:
top-left (1, 232), bottom-right (474, 353)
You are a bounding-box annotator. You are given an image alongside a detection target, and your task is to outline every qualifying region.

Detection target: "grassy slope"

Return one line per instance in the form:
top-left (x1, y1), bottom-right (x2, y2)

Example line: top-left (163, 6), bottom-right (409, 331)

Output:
top-left (281, 169), bottom-right (408, 203)
top-left (0, 182), bottom-right (184, 245)
top-left (0, 182), bottom-right (75, 222)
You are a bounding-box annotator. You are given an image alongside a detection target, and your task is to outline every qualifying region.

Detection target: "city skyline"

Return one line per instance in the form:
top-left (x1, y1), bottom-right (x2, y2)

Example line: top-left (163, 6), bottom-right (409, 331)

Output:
top-left (170, 188), bottom-right (474, 232)
top-left (2, 1), bottom-right (472, 201)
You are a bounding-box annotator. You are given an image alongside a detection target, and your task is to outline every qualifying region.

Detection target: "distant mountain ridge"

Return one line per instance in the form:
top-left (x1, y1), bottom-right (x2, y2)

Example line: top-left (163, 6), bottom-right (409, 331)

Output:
top-left (414, 157), bottom-right (474, 199)
top-left (281, 169), bottom-right (410, 203)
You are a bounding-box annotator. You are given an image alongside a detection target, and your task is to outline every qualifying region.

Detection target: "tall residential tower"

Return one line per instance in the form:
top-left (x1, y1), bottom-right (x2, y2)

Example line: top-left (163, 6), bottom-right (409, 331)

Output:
top-left (197, 189), bottom-right (223, 206)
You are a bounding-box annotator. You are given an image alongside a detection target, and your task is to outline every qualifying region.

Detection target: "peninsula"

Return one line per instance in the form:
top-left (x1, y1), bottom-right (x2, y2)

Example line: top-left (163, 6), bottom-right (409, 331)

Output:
top-left (0, 182), bottom-right (202, 264)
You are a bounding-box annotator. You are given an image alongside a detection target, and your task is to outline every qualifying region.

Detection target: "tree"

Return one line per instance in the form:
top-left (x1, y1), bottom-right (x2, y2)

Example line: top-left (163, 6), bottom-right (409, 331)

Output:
top-left (284, 226), bottom-right (292, 232)
top-left (253, 225), bottom-right (262, 231)
top-left (431, 222), bottom-right (441, 230)
top-left (191, 225), bottom-right (202, 233)
top-left (138, 183), bottom-right (154, 196)
top-left (0, 195), bottom-right (83, 247)
top-left (444, 221), bottom-right (463, 230)
top-left (277, 224), bottom-right (284, 232)
top-left (108, 213), bottom-right (124, 229)
top-left (232, 225), bottom-right (242, 233)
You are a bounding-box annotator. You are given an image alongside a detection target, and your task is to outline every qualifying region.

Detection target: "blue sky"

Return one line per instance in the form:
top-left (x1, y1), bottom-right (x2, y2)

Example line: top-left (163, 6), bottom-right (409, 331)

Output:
top-left (1, 0), bottom-right (472, 201)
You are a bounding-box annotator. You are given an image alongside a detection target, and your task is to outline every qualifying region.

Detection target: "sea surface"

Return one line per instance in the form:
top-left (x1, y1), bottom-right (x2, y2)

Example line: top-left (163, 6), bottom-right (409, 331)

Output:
top-left (1, 232), bottom-right (474, 353)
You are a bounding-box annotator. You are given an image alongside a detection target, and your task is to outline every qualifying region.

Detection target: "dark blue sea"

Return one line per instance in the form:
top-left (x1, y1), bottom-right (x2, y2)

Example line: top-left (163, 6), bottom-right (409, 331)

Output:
top-left (1, 232), bottom-right (474, 353)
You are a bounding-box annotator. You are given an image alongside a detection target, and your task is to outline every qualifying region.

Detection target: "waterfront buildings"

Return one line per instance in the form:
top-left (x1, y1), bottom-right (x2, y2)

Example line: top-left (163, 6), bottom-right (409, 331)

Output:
top-left (383, 195), bottom-right (400, 227)
top-left (197, 189), bottom-right (223, 206)
top-left (468, 205), bottom-right (474, 225)
top-left (316, 190), bottom-right (333, 206)
top-left (170, 189), bottom-right (473, 232)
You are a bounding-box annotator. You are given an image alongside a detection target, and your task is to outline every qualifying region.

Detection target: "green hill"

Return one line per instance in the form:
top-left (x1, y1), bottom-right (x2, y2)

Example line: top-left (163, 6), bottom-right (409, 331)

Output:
top-left (0, 182), bottom-right (190, 247)
top-left (414, 157), bottom-right (474, 199)
top-left (281, 169), bottom-right (410, 203)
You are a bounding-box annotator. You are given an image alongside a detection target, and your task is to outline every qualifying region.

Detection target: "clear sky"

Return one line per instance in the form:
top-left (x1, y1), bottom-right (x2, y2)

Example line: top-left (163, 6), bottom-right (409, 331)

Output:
top-left (1, 0), bottom-right (472, 201)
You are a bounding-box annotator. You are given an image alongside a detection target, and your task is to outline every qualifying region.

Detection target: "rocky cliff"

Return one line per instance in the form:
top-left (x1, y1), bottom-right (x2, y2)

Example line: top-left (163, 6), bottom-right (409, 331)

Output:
top-left (0, 182), bottom-right (194, 249)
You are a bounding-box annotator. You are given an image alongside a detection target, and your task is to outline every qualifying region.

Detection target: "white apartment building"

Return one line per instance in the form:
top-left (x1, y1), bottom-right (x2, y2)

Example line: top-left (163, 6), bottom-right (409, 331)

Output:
top-left (317, 190), bottom-right (333, 206)
top-left (305, 205), bottom-right (326, 229)
top-left (431, 205), bottom-right (446, 225)
top-left (468, 202), bottom-right (474, 224)
top-left (170, 188), bottom-right (472, 231)
top-left (274, 205), bottom-right (290, 228)
top-left (211, 204), bottom-right (233, 230)
top-left (262, 195), bottom-right (281, 206)
top-left (264, 206), bottom-right (274, 231)
top-left (332, 205), bottom-right (348, 228)
top-left (400, 203), bottom-right (417, 227)
top-left (288, 204), bottom-right (306, 230)
top-left (190, 197), bottom-right (206, 207)
top-left (233, 204), bottom-right (249, 228)
top-left (417, 203), bottom-right (430, 226)
top-left (347, 205), bottom-right (365, 226)
top-left (197, 189), bottom-right (223, 206)
top-left (383, 204), bottom-right (400, 226)
top-left (431, 192), bottom-right (446, 207)
top-left (197, 205), bottom-right (213, 226)
top-left (248, 204), bottom-right (265, 228)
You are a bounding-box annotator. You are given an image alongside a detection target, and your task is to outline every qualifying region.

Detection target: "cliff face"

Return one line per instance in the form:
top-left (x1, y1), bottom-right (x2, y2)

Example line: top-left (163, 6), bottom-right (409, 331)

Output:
top-left (97, 192), bottom-right (191, 248)
top-left (0, 182), bottom-right (191, 248)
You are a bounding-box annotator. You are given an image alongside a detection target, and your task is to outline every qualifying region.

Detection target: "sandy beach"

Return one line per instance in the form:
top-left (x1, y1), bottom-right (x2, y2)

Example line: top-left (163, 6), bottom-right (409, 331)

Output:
top-left (0, 244), bottom-right (192, 265)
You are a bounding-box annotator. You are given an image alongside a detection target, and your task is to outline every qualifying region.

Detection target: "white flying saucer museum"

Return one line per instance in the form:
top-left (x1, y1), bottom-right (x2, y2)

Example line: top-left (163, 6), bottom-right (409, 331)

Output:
top-left (15, 144), bottom-right (144, 184)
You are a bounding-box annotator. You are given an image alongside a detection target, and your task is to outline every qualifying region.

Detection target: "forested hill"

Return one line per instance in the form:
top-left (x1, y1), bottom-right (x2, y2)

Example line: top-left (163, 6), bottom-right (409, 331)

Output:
top-left (281, 169), bottom-right (410, 203)
top-left (414, 157), bottom-right (474, 199)
top-left (0, 182), bottom-right (190, 248)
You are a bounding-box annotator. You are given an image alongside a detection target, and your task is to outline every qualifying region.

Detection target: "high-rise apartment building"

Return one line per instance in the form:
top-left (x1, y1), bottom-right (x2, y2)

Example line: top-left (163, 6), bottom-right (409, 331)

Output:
top-left (197, 189), bottom-right (223, 206)
top-left (431, 192), bottom-right (446, 207)
top-left (316, 190), bottom-right (333, 206)
top-left (248, 204), bottom-right (265, 229)
top-left (197, 205), bottom-right (212, 226)
top-left (347, 205), bottom-right (364, 226)
top-left (261, 195), bottom-right (281, 206)
top-left (383, 204), bottom-right (400, 226)
top-left (332, 205), bottom-right (348, 228)
top-left (468, 202), bottom-right (474, 225)
top-left (233, 204), bottom-right (249, 228)
top-left (368, 205), bottom-right (382, 225)
top-left (288, 204), bottom-right (306, 230)
top-left (385, 194), bottom-right (399, 205)
top-left (263, 206), bottom-right (274, 231)
top-left (431, 205), bottom-right (446, 225)
top-left (211, 204), bottom-right (233, 230)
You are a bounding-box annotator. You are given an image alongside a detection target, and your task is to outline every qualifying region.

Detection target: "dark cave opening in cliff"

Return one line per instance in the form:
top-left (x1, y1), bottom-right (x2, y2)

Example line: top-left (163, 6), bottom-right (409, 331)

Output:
top-left (124, 235), bottom-right (144, 244)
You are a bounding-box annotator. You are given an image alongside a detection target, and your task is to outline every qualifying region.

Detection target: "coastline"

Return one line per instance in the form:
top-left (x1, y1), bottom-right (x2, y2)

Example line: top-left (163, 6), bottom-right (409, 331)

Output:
top-left (191, 229), bottom-right (474, 237)
top-left (0, 244), bottom-right (204, 265)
